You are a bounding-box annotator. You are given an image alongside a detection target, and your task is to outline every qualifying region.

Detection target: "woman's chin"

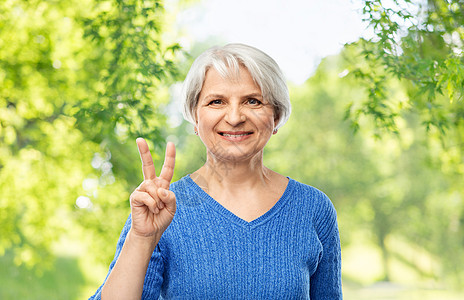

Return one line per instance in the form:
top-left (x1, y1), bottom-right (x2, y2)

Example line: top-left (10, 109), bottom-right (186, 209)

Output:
top-left (208, 147), bottom-right (263, 165)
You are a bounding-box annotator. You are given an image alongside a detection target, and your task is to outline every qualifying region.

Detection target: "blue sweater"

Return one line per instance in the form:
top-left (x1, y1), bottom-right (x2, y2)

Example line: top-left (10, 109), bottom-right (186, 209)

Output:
top-left (90, 175), bottom-right (342, 299)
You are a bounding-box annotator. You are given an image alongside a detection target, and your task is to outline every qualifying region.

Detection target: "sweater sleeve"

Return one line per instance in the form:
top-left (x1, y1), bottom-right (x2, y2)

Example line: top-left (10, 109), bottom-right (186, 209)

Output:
top-left (88, 215), bottom-right (165, 300)
top-left (310, 194), bottom-right (343, 300)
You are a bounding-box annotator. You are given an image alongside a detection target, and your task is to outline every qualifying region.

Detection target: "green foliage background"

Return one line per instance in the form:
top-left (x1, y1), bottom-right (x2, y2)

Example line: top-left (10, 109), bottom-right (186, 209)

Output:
top-left (0, 0), bottom-right (463, 298)
top-left (0, 0), bottom-right (181, 287)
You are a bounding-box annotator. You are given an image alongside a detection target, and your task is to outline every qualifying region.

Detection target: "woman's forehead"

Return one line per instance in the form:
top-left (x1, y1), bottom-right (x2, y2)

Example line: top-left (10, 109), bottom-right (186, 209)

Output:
top-left (201, 67), bottom-right (261, 93)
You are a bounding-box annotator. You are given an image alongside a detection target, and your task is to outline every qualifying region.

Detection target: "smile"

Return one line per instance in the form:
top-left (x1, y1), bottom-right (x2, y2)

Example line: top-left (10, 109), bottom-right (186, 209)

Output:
top-left (218, 131), bottom-right (253, 141)
top-left (221, 133), bottom-right (252, 137)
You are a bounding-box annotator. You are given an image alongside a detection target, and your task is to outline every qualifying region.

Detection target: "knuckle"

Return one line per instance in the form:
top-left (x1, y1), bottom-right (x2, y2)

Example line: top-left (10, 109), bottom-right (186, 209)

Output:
top-left (130, 190), bottom-right (142, 201)
top-left (129, 190), bottom-right (138, 200)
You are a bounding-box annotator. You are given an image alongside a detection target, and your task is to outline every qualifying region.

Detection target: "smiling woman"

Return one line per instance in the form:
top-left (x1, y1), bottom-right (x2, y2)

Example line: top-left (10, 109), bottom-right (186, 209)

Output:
top-left (90, 44), bottom-right (342, 300)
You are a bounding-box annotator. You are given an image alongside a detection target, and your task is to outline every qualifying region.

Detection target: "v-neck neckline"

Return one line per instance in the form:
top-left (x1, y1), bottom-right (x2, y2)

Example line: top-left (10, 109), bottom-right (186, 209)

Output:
top-left (185, 175), bottom-right (294, 228)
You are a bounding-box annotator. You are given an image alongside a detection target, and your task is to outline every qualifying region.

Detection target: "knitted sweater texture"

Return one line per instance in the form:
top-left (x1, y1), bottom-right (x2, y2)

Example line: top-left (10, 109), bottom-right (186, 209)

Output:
top-left (90, 175), bottom-right (342, 299)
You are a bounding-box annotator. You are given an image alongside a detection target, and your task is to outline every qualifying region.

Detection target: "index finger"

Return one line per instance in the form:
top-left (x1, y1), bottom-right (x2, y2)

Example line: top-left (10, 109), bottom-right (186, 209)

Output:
top-left (159, 141), bottom-right (176, 183)
top-left (136, 137), bottom-right (156, 180)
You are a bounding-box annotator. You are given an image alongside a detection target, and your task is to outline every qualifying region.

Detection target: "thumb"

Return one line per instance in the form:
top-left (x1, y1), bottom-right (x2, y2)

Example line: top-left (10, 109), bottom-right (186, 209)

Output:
top-left (157, 188), bottom-right (176, 212)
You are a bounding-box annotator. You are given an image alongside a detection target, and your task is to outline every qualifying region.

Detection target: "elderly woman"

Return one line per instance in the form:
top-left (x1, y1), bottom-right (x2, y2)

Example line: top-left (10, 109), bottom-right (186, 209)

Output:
top-left (90, 43), bottom-right (342, 299)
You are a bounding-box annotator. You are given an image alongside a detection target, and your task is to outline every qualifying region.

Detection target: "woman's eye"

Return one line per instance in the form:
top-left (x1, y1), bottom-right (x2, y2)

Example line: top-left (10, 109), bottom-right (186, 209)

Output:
top-left (208, 99), bottom-right (222, 105)
top-left (247, 98), bottom-right (262, 105)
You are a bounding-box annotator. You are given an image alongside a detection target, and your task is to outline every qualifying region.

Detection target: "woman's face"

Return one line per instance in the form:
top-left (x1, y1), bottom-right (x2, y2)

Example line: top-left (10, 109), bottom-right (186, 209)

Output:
top-left (195, 66), bottom-right (277, 163)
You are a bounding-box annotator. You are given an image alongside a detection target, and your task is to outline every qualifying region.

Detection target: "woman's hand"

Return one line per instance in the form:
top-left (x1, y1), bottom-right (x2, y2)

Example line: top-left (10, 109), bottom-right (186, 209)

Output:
top-left (130, 138), bottom-right (176, 239)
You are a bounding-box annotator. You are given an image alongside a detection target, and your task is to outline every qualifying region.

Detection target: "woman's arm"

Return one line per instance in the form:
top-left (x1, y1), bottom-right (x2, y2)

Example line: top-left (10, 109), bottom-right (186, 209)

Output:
top-left (310, 194), bottom-right (343, 299)
top-left (310, 225), bottom-right (342, 299)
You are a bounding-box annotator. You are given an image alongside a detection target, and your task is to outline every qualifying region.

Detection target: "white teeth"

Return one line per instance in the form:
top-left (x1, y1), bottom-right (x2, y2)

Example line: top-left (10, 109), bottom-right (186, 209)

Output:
top-left (223, 133), bottom-right (249, 137)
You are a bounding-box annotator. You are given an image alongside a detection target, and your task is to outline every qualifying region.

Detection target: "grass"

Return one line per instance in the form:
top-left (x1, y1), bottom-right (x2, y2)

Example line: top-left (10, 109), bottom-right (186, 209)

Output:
top-left (0, 236), bottom-right (107, 300)
top-left (0, 251), bottom-right (86, 299)
top-left (343, 281), bottom-right (464, 300)
top-left (341, 234), bottom-right (464, 299)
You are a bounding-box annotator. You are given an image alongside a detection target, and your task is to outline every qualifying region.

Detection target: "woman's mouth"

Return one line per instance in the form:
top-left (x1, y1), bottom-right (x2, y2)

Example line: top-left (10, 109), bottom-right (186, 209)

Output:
top-left (221, 133), bottom-right (251, 137)
top-left (218, 131), bottom-right (253, 141)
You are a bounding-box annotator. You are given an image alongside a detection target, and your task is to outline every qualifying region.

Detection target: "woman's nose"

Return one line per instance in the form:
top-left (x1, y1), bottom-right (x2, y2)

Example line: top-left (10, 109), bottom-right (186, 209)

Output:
top-left (224, 105), bottom-right (246, 126)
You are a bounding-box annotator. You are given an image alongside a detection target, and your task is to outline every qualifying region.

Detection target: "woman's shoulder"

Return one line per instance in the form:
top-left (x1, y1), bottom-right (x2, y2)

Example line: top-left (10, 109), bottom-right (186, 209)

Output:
top-left (288, 178), bottom-right (337, 218)
top-left (289, 178), bottom-right (338, 237)
top-left (288, 178), bottom-right (332, 204)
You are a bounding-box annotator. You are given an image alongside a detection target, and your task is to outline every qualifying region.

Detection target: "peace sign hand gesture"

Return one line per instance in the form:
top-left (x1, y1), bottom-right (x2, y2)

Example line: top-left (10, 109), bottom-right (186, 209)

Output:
top-left (129, 138), bottom-right (176, 240)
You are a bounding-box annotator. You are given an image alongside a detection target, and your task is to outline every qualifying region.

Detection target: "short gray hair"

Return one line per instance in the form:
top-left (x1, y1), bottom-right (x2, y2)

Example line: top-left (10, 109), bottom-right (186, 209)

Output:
top-left (181, 43), bottom-right (291, 129)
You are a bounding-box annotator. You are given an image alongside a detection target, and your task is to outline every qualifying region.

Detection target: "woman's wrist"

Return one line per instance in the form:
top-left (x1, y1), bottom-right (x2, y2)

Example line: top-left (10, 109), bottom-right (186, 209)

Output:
top-left (127, 229), bottom-right (160, 253)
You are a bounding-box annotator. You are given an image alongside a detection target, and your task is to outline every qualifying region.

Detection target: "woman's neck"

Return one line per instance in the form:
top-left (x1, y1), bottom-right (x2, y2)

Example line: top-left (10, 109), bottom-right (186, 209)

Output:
top-left (190, 151), bottom-right (289, 222)
top-left (192, 152), bottom-right (271, 192)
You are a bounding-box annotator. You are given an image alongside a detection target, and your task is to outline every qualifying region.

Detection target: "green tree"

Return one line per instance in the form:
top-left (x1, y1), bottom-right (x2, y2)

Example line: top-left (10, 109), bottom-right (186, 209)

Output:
top-left (345, 0), bottom-right (464, 285)
top-left (348, 0), bottom-right (464, 134)
top-left (0, 0), bottom-right (181, 272)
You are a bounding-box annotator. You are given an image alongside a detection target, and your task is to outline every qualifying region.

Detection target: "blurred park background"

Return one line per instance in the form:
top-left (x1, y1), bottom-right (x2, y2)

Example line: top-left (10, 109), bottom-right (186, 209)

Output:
top-left (1, 0), bottom-right (464, 298)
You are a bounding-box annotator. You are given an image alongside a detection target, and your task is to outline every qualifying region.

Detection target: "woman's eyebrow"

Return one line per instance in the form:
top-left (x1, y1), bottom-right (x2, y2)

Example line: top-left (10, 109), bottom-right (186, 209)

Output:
top-left (243, 93), bottom-right (263, 99)
top-left (202, 93), bottom-right (225, 100)
top-left (202, 92), bottom-right (263, 100)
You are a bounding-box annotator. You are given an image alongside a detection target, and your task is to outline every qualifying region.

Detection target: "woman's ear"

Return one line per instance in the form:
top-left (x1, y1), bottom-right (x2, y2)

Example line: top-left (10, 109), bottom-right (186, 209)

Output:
top-left (273, 112), bottom-right (280, 129)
